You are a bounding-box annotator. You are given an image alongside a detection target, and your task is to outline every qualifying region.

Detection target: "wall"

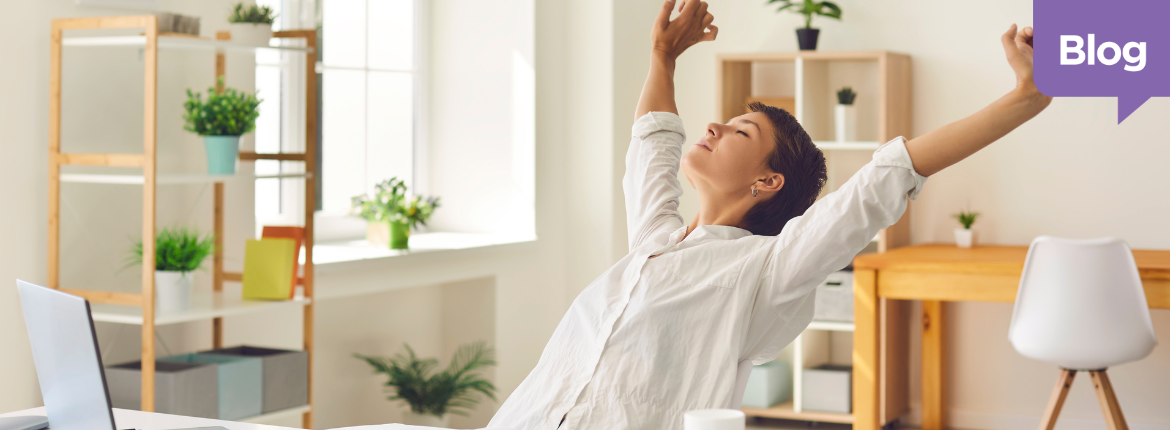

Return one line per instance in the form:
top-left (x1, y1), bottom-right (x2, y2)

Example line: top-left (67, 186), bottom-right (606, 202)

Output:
top-left (609, 0), bottom-right (1170, 428)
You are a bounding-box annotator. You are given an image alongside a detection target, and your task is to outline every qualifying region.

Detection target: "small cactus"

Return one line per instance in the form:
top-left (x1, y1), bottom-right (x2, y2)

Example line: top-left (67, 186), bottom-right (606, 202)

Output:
top-left (836, 87), bottom-right (857, 105)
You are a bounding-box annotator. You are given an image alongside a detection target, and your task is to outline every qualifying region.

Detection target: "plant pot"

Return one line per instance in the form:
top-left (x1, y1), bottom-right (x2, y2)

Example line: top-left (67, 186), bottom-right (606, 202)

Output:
top-left (155, 270), bottom-right (193, 312)
top-left (228, 22), bottom-right (273, 47)
top-left (367, 221), bottom-right (390, 248)
top-left (203, 135), bottom-right (241, 175)
top-left (834, 104), bottom-right (857, 143)
top-left (389, 220), bottom-right (410, 250)
top-left (401, 411), bottom-right (448, 427)
top-left (796, 28), bottom-right (820, 51)
top-left (955, 228), bottom-right (974, 248)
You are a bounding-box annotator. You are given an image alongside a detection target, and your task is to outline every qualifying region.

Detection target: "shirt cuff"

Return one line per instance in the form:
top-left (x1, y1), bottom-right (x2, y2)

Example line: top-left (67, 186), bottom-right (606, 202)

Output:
top-left (872, 136), bottom-right (928, 201)
top-left (632, 111), bottom-right (687, 141)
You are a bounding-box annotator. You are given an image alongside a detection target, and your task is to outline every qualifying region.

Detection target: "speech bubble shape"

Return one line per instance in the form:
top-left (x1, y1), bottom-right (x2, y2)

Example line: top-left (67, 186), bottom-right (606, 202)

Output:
top-left (1034, 0), bottom-right (1164, 123)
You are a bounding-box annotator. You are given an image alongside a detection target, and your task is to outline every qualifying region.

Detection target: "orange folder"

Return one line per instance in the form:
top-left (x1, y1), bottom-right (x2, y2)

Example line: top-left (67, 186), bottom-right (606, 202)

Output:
top-left (261, 226), bottom-right (304, 299)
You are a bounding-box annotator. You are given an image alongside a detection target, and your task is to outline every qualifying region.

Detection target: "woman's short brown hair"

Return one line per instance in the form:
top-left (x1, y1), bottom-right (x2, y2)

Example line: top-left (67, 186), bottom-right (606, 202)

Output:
top-left (741, 102), bottom-right (827, 236)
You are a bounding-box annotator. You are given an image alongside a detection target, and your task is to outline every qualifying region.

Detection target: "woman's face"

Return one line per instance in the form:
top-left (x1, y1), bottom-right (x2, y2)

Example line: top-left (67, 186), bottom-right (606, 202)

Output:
top-left (681, 112), bottom-right (778, 196)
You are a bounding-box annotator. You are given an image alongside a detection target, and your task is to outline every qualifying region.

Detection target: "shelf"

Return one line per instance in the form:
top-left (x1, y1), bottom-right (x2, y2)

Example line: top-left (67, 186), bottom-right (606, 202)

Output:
top-left (239, 405), bottom-right (310, 424)
top-left (61, 172), bottom-right (310, 185)
top-left (742, 401), bottom-right (853, 424)
top-left (61, 35), bottom-right (311, 53)
top-left (813, 141), bottom-right (881, 151)
top-left (807, 320), bottom-right (855, 332)
top-left (90, 291), bottom-right (311, 326)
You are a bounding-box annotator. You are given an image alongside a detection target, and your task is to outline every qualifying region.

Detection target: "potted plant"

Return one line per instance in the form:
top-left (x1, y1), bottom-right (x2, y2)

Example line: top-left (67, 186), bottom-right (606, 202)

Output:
top-left (835, 86), bottom-right (857, 143)
top-left (953, 210), bottom-right (980, 248)
top-left (128, 227), bottom-right (215, 312)
top-left (355, 342), bottom-right (496, 427)
top-left (768, 0), bottom-right (842, 51)
top-left (183, 78), bottom-right (262, 175)
top-left (227, 2), bottom-right (277, 46)
top-left (351, 177), bottom-right (439, 250)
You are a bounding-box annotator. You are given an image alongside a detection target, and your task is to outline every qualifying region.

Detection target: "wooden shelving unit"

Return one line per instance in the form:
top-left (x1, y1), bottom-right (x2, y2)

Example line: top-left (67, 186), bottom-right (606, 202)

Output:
top-left (718, 51), bottom-right (911, 427)
top-left (48, 16), bottom-right (319, 428)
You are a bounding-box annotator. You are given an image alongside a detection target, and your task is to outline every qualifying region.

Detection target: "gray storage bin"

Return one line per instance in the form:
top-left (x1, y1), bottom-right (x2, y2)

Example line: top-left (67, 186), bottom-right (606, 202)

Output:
top-left (202, 346), bottom-right (307, 413)
top-left (741, 360), bottom-right (792, 408)
top-left (801, 364), bottom-right (852, 413)
top-left (161, 353), bottom-right (262, 420)
top-left (105, 360), bottom-right (218, 418)
top-left (814, 271), bottom-right (854, 322)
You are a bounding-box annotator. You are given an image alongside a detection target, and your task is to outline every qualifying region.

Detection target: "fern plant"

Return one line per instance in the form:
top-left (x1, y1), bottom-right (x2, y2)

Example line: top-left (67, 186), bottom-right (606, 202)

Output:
top-left (183, 78), bottom-right (262, 136)
top-left (767, 0), bottom-right (842, 28)
top-left (128, 227), bottom-right (215, 273)
top-left (350, 177), bottom-right (440, 231)
top-left (954, 210), bottom-right (980, 230)
top-left (355, 342), bottom-right (497, 418)
top-left (228, 2), bottom-right (277, 24)
top-left (837, 87), bottom-right (857, 105)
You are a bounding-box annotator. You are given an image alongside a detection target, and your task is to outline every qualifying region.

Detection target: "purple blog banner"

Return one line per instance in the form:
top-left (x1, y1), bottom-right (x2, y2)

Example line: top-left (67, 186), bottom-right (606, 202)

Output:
top-left (1034, 0), bottom-right (1163, 123)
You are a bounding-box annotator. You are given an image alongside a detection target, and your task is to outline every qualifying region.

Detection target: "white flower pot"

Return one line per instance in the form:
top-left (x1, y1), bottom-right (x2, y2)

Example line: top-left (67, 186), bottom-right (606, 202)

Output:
top-left (228, 22), bottom-right (273, 47)
top-left (401, 411), bottom-right (448, 427)
top-left (954, 228), bottom-right (974, 248)
top-left (835, 104), bottom-right (857, 143)
top-left (155, 270), bottom-right (193, 312)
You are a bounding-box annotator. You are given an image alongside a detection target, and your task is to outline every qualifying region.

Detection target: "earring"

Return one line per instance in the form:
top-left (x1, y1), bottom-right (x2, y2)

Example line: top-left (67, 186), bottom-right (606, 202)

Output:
top-left (752, 185), bottom-right (758, 197)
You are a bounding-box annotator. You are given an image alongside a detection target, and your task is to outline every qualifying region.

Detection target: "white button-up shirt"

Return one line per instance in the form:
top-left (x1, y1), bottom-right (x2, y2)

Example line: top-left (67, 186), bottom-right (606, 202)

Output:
top-left (489, 112), bottom-right (926, 430)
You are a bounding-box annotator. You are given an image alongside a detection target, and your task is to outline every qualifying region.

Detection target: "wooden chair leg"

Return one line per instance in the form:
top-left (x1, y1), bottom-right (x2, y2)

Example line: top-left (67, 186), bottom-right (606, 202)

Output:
top-left (1090, 370), bottom-right (1130, 430)
top-left (1039, 369), bottom-right (1076, 430)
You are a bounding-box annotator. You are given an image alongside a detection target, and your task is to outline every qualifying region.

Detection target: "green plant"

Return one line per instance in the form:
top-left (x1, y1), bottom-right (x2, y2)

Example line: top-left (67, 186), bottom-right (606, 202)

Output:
top-left (954, 210), bottom-right (980, 229)
top-left (128, 227), bottom-right (215, 273)
top-left (355, 342), bottom-right (496, 418)
top-left (227, 2), bottom-right (277, 24)
top-left (837, 87), bottom-right (857, 105)
top-left (183, 78), bottom-right (262, 136)
top-left (767, 0), bottom-right (842, 29)
top-left (350, 177), bottom-right (440, 230)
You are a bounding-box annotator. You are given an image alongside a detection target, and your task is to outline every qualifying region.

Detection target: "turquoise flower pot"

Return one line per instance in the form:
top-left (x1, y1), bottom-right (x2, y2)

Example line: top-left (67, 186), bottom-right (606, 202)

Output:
top-left (203, 135), bottom-right (241, 175)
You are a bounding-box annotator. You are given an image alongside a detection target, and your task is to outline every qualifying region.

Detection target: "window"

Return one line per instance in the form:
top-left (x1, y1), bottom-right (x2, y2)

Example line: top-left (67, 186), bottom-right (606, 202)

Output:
top-left (255, 0), bottom-right (423, 240)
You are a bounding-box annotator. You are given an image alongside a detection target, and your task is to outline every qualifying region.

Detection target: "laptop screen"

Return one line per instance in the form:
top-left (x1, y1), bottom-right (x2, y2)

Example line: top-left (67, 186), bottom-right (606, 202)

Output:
top-left (17, 280), bottom-right (116, 430)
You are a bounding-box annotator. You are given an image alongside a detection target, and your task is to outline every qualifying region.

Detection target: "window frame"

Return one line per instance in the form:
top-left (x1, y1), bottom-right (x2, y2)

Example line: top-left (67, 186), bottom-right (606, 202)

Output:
top-left (255, 0), bottom-right (429, 242)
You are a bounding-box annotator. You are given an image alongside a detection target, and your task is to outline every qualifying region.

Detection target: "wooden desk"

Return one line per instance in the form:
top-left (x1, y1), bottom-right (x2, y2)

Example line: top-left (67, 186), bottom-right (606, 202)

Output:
top-left (850, 244), bottom-right (1170, 430)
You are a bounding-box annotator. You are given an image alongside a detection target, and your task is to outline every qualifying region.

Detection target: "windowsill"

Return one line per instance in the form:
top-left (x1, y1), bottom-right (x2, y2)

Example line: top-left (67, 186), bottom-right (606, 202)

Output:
top-left (309, 231), bottom-right (537, 267)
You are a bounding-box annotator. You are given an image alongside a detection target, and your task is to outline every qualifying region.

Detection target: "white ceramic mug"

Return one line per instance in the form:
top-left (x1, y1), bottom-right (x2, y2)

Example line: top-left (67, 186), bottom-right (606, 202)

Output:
top-left (683, 409), bottom-right (745, 430)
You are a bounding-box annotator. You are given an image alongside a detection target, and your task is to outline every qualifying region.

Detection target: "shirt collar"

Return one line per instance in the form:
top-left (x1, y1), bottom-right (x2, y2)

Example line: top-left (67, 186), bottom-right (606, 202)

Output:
top-left (669, 224), bottom-right (754, 246)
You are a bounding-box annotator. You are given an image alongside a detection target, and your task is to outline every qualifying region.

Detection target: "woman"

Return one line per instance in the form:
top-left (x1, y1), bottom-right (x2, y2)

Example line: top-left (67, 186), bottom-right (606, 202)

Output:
top-left (490, 1), bottom-right (1050, 428)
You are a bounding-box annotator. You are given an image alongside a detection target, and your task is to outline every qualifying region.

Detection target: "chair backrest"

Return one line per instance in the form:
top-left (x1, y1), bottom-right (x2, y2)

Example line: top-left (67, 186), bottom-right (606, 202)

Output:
top-left (1008, 236), bottom-right (1156, 370)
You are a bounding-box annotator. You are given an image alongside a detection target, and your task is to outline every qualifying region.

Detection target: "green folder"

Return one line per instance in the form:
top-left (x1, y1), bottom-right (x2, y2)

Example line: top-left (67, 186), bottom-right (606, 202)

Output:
top-left (242, 238), bottom-right (296, 300)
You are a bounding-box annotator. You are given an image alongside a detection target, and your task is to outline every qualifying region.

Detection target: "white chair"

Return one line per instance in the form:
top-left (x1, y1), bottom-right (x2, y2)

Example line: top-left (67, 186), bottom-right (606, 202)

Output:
top-left (1009, 236), bottom-right (1156, 430)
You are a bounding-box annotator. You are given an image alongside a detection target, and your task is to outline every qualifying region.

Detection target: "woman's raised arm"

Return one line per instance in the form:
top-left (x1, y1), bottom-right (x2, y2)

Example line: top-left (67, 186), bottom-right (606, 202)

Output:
top-left (634, 0), bottom-right (717, 121)
top-left (904, 25), bottom-right (1052, 177)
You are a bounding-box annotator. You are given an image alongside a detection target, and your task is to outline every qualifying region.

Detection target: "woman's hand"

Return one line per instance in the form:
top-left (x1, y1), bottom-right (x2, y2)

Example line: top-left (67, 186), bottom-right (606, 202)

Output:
top-left (1001, 24), bottom-right (1052, 104)
top-left (652, 0), bottom-right (717, 61)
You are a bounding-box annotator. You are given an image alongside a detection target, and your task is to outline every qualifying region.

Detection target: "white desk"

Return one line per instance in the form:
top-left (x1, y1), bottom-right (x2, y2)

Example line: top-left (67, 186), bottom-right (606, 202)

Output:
top-left (0, 407), bottom-right (297, 430)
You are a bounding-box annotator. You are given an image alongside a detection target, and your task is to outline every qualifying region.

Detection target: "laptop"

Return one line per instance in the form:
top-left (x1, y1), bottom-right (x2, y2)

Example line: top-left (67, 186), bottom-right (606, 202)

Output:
top-left (15, 280), bottom-right (226, 430)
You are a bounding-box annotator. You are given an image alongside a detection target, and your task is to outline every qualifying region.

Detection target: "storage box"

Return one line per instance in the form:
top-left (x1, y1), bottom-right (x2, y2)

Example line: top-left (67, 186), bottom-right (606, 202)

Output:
top-left (161, 353), bottom-right (262, 420)
top-left (105, 360), bottom-right (218, 418)
top-left (202, 346), bottom-right (307, 413)
top-left (741, 360), bottom-right (792, 408)
top-left (814, 271), bottom-right (854, 322)
top-left (801, 364), bottom-right (852, 413)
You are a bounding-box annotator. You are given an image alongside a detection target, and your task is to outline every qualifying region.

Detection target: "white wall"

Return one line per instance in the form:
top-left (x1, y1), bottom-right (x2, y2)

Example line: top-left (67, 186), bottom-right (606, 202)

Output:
top-left (610, 0), bottom-right (1170, 428)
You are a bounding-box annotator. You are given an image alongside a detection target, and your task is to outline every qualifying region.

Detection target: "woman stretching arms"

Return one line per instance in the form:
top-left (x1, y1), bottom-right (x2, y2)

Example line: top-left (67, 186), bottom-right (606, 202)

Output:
top-left (490, 1), bottom-right (1050, 429)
